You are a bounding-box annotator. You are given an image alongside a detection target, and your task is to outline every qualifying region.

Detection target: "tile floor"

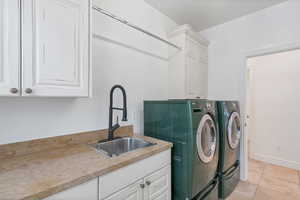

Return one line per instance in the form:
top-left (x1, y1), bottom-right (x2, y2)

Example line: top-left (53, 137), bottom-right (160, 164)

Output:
top-left (227, 159), bottom-right (300, 200)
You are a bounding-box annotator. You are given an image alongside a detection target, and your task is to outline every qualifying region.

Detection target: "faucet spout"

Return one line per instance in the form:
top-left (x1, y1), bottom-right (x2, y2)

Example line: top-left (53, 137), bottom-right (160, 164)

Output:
top-left (108, 85), bottom-right (128, 141)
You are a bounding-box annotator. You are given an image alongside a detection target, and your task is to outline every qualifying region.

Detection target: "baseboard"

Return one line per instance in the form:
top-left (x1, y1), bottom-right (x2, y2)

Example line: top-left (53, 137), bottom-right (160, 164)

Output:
top-left (251, 153), bottom-right (300, 170)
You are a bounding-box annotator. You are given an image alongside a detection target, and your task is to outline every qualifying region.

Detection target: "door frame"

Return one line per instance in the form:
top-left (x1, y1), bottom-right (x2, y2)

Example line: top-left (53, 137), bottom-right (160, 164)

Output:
top-left (240, 41), bottom-right (300, 181)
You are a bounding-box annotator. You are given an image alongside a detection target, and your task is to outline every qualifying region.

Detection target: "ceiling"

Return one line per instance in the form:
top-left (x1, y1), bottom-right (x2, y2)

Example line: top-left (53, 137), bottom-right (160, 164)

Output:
top-left (145, 0), bottom-right (287, 31)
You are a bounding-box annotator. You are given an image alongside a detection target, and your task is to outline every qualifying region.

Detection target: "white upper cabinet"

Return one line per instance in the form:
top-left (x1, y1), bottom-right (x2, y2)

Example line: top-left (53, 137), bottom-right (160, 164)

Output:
top-left (168, 24), bottom-right (208, 99)
top-left (186, 37), bottom-right (208, 98)
top-left (0, 0), bottom-right (20, 96)
top-left (22, 0), bottom-right (91, 97)
top-left (0, 0), bottom-right (91, 97)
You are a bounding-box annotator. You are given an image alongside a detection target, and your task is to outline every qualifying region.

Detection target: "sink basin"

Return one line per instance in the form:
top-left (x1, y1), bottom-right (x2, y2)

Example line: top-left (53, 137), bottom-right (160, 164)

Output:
top-left (90, 137), bottom-right (156, 157)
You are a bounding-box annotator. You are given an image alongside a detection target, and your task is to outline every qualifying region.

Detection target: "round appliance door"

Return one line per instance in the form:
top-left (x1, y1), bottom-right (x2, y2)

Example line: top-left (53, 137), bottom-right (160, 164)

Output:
top-left (196, 114), bottom-right (217, 163)
top-left (227, 112), bottom-right (241, 149)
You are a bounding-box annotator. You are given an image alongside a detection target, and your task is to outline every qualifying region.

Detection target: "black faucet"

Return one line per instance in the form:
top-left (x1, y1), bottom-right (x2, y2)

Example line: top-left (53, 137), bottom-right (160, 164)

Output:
top-left (108, 85), bottom-right (128, 141)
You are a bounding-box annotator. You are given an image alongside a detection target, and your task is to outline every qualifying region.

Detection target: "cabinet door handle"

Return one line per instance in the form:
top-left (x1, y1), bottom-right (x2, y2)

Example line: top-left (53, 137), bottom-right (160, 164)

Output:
top-left (10, 88), bottom-right (18, 94)
top-left (146, 181), bottom-right (151, 186)
top-left (25, 88), bottom-right (33, 94)
top-left (140, 183), bottom-right (145, 189)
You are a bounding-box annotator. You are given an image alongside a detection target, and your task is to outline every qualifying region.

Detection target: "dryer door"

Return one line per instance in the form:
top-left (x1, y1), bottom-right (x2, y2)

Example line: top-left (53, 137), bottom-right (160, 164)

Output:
top-left (227, 112), bottom-right (241, 149)
top-left (196, 114), bottom-right (217, 163)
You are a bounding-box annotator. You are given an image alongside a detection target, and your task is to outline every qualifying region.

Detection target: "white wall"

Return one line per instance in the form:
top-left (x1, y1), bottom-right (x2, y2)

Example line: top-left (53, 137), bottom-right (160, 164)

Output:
top-left (0, 0), bottom-right (177, 145)
top-left (248, 49), bottom-right (300, 170)
top-left (200, 0), bottom-right (300, 101)
top-left (199, 0), bottom-right (300, 177)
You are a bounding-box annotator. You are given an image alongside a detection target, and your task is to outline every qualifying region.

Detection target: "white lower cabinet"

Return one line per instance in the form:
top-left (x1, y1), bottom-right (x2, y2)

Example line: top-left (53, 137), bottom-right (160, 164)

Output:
top-left (99, 150), bottom-right (171, 200)
top-left (102, 165), bottom-right (171, 200)
top-left (43, 150), bottom-right (171, 200)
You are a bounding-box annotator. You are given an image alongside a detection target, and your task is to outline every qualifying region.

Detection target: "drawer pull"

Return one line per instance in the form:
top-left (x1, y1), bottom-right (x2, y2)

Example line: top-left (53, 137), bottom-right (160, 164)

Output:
top-left (10, 88), bottom-right (18, 94)
top-left (25, 88), bottom-right (33, 94)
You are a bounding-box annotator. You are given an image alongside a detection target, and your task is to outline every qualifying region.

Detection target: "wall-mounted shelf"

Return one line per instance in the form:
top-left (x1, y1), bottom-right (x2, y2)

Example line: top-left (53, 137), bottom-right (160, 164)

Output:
top-left (92, 5), bottom-right (182, 50)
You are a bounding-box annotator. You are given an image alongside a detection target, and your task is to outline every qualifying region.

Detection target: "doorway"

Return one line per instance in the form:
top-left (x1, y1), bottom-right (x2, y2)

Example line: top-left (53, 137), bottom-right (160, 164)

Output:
top-left (245, 48), bottom-right (300, 171)
top-left (239, 49), bottom-right (300, 200)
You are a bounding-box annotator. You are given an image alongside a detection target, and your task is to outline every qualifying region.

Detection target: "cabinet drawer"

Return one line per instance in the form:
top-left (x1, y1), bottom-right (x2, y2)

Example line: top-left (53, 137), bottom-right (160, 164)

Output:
top-left (99, 150), bottom-right (171, 199)
top-left (103, 179), bottom-right (144, 200)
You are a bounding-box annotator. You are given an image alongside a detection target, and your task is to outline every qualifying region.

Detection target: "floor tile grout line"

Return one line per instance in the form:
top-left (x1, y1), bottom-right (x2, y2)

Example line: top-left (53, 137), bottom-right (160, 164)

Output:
top-left (247, 158), bottom-right (263, 200)
top-left (250, 159), bottom-right (266, 199)
top-left (257, 160), bottom-right (266, 186)
top-left (250, 180), bottom-right (258, 200)
top-left (261, 161), bottom-right (267, 176)
top-left (298, 171), bottom-right (300, 185)
top-left (252, 172), bottom-right (262, 200)
top-left (250, 182), bottom-right (259, 200)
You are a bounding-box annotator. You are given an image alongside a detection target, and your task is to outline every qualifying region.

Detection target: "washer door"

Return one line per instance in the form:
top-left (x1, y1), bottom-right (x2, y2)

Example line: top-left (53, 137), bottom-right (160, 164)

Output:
top-left (227, 112), bottom-right (241, 149)
top-left (196, 114), bottom-right (217, 163)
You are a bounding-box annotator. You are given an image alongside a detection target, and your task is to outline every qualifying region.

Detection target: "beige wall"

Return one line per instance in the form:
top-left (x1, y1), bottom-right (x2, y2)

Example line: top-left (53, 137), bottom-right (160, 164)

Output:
top-left (247, 49), bottom-right (300, 170)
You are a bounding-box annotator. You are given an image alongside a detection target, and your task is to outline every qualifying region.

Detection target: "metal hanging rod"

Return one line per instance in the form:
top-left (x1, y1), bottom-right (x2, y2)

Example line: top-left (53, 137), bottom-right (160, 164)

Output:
top-left (92, 5), bottom-right (182, 50)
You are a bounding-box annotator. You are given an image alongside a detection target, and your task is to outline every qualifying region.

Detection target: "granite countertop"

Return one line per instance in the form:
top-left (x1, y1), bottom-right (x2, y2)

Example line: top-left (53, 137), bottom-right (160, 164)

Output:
top-left (0, 136), bottom-right (172, 200)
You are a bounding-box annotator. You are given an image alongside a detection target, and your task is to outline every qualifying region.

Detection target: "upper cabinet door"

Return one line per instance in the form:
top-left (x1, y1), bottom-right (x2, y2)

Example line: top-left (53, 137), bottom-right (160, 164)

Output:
top-left (0, 0), bottom-right (20, 96)
top-left (168, 25), bottom-right (208, 99)
top-left (22, 0), bottom-right (91, 97)
top-left (186, 37), bottom-right (208, 99)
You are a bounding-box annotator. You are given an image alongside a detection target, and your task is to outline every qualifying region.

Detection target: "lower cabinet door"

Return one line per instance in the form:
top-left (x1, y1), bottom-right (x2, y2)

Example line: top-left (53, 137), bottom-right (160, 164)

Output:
top-left (103, 179), bottom-right (144, 200)
top-left (144, 165), bottom-right (171, 200)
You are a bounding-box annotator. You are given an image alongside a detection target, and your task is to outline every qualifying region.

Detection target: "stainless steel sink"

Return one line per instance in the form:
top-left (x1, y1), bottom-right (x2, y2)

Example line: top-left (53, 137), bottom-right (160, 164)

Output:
top-left (90, 137), bottom-right (156, 157)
